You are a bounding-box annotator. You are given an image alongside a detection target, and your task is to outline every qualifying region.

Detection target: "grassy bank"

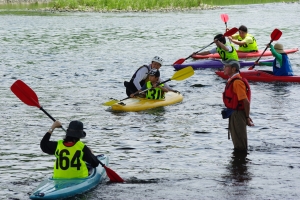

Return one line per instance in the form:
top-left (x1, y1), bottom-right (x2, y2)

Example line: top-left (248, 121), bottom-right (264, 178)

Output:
top-left (0, 0), bottom-right (297, 12)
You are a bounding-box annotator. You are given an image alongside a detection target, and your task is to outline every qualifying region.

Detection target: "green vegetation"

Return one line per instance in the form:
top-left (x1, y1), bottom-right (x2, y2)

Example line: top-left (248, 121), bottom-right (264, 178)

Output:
top-left (0, 0), bottom-right (297, 12)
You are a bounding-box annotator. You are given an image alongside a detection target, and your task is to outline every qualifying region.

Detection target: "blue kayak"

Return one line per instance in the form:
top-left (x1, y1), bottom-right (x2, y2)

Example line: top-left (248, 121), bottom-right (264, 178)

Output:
top-left (173, 59), bottom-right (273, 70)
top-left (30, 154), bottom-right (108, 199)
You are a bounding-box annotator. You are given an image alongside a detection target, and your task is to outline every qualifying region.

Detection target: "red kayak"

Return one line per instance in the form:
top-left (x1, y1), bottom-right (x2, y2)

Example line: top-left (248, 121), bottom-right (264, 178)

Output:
top-left (215, 70), bottom-right (300, 83)
top-left (192, 48), bottom-right (298, 59)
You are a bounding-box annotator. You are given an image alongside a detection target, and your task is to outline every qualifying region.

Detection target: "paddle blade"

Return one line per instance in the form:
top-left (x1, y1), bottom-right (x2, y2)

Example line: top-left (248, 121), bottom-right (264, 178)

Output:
top-left (103, 99), bottom-right (119, 106)
top-left (104, 166), bottom-right (124, 183)
top-left (223, 27), bottom-right (238, 37)
top-left (270, 28), bottom-right (282, 41)
top-left (173, 58), bottom-right (186, 65)
top-left (221, 14), bottom-right (229, 23)
top-left (10, 80), bottom-right (41, 108)
top-left (171, 66), bottom-right (194, 81)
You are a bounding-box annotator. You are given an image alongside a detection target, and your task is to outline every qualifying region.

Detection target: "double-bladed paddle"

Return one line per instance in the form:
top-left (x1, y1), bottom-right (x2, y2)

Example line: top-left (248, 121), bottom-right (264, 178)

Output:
top-left (221, 14), bottom-right (229, 30)
top-left (248, 28), bottom-right (282, 70)
top-left (103, 66), bottom-right (194, 106)
top-left (10, 80), bottom-right (124, 183)
top-left (172, 27), bottom-right (238, 65)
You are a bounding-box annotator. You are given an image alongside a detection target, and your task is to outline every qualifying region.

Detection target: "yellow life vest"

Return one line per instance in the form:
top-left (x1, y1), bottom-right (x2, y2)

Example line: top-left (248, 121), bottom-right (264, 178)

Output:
top-left (53, 140), bottom-right (88, 179)
top-left (237, 33), bottom-right (258, 52)
top-left (217, 43), bottom-right (239, 61)
top-left (145, 81), bottom-right (165, 100)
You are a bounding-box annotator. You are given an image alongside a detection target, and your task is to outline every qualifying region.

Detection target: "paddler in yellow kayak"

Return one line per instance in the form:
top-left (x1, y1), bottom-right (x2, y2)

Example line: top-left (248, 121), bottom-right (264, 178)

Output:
top-left (124, 56), bottom-right (178, 97)
top-left (228, 25), bottom-right (258, 52)
top-left (130, 69), bottom-right (169, 100)
top-left (193, 33), bottom-right (239, 61)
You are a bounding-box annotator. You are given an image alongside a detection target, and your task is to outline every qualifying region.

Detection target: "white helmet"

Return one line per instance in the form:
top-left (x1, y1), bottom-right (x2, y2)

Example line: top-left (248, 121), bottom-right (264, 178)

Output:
top-left (152, 56), bottom-right (163, 66)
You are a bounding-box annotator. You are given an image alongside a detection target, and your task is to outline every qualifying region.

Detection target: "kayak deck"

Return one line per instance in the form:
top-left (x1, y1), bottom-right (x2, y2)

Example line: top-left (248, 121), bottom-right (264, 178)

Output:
top-left (111, 91), bottom-right (183, 112)
top-left (30, 154), bottom-right (108, 200)
top-left (215, 70), bottom-right (300, 83)
top-left (173, 59), bottom-right (273, 70)
top-left (192, 48), bottom-right (298, 59)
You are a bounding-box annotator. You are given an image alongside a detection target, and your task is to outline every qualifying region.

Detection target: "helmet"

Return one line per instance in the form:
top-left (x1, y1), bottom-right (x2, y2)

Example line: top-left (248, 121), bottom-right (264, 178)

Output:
top-left (152, 56), bottom-right (163, 66)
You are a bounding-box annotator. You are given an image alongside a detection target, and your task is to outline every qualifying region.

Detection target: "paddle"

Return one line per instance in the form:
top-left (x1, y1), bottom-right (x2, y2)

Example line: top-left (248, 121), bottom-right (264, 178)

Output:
top-left (221, 14), bottom-right (229, 30)
top-left (103, 66), bottom-right (194, 106)
top-left (248, 28), bottom-right (282, 70)
top-left (10, 80), bottom-right (124, 183)
top-left (172, 27), bottom-right (238, 65)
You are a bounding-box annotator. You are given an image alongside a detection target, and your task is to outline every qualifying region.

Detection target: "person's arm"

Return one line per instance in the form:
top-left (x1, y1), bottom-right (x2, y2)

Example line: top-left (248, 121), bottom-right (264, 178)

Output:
top-left (270, 44), bottom-right (283, 65)
top-left (215, 41), bottom-right (232, 52)
top-left (194, 50), bottom-right (211, 55)
top-left (133, 67), bottom-right (148, 90)
top-left (242, 98), bottom-right (254, 126)
top-left (230, 35), bottom-right (252, 46)
top-left (234, 80), bottom-right (254, 126)
top-left (82, 145), bottom-right (101, 168)
top-left (40, 121), bottom-right (62, 155)
top-left (257, 61), bottom-right (273, 66)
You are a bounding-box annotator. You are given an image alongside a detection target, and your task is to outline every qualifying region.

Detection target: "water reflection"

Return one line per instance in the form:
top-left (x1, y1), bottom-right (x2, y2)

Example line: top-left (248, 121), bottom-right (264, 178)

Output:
top-left (223, 150), bottom-right (252, 186)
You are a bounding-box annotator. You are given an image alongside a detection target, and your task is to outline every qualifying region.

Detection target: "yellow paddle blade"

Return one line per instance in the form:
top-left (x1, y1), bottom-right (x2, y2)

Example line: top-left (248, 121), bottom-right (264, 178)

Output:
top-left (103, 99), bottom-right (119, 106)
top-left (171, 66), bottom-right (194, 81)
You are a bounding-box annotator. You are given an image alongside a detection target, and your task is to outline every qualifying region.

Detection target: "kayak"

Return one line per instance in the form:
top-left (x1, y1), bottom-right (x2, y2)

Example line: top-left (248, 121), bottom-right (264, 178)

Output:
top-left (30, 154), bottom-right (108, 200)
top-left (215, 70), bottom-right (300, 83)
top-left (111, 91), bottom-right (183, 112)
top-left (192, 48), bottom-right (298, 59)
top-left (173, 59), bottom-right (273, 70)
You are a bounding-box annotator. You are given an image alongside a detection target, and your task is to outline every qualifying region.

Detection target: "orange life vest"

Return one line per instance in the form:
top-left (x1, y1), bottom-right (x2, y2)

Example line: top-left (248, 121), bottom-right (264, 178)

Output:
top-left (223, 77), bottom-right (251, 110)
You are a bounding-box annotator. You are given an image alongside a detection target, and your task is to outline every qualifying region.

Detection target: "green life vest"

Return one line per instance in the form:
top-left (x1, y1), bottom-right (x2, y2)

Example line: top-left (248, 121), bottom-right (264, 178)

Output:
top-left (145, 81), bottom-right (165, 100)
top-left (237, 33), bottom-right (258, 52)
top-left (53, 140), bottom-right (88, 179)
top-left (217, 43), bottom-right (239, 61)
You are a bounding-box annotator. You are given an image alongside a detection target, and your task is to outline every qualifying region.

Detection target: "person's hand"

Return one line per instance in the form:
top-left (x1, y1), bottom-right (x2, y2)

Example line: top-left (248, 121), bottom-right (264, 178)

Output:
top-left (130, 93), bottom-right (136, 98)
top-left (51, 121), bottom-right (62, 130)
top-left (172, 90), bottom-right (180, 94)
top-left (265, 44), bottom-right (270, 48)
top-left (254, 61), bottom-right (259, 65)
top-left (246, 117), bottom-right (254, 126)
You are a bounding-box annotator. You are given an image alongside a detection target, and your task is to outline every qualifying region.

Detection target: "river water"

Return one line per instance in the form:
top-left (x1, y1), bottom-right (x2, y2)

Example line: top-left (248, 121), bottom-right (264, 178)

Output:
top-left (1, 2), bottom-right (300, 200)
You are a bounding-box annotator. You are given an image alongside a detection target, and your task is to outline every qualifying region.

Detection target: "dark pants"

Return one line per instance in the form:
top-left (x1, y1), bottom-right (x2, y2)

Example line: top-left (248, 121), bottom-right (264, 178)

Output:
top-left (124, 81), bottom-right (137, 97)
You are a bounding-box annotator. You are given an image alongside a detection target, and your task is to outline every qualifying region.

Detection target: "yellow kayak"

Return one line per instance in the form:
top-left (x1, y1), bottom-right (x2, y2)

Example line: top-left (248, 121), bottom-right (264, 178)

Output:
top-left (111, 91), bottom-right (183, 112)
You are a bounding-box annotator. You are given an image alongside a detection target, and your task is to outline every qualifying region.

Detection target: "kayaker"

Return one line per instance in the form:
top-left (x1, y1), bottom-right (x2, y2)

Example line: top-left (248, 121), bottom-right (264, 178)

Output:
top-left (193, 33), bottom-right (239, 61)
top-left (124, 56), bottom-right (177, 97)
top-left (130, 69), bottom-right (169, 99)
top-left (40, 120), bottom-right (101, 178)
top-left (222, 59), bottom-right (254, 152)
top-left (255, 43), bottom-right (294, 76)
top-left (228, 25), bottom-right (258, 52)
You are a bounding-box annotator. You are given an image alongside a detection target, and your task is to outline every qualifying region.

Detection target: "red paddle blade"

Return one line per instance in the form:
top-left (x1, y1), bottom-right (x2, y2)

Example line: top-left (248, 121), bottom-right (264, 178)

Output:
top-left (221, 14), bottom-right (229, 23)
top-left (173, 58), bottom-right (186, 65)
top-left (10, 80), bottom-right (41, 108)
top-left (224, 27), bottom-right (238, 37)
top-left (270, 28), bottom-right (282, 41)
top-left (104, 166), bottom-right (124, 183)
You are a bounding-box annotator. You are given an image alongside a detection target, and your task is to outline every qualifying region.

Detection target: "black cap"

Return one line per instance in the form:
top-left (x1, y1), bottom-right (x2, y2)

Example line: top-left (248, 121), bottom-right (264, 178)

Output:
top-left (66, 121), bottom-right (86, 138)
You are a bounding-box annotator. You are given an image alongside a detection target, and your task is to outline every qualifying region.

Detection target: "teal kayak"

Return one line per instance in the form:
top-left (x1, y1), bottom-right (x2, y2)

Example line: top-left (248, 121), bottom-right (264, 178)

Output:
top-left (30, 154), bottom-right (108, 199)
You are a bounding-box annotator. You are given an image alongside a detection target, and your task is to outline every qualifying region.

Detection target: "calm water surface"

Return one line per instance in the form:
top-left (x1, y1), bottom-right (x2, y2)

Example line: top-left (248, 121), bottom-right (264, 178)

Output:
top-left (1, 3), bottom-right (300, 200)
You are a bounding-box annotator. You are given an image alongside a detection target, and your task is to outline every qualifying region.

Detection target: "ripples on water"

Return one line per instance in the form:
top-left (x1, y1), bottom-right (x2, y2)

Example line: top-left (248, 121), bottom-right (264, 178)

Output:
top-left (1, 3), bottom-right (300, 200)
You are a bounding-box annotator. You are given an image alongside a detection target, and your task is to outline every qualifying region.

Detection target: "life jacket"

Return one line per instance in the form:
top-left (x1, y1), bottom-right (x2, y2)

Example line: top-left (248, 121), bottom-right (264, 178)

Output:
top-left (223, 77), bottom-right (251, 110)
top-left (129, 65), bottom-right (150, 88)
top-left (53, 140), bottom-right (88, 179)
top-left (273, 53), bottom-right (294, 76)
top-left (145, 81), bottom-right (165, 100)
top-left (237, 33), bottom-right (258, 52)
top-left (217, 43), bottom-right (239, 61)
